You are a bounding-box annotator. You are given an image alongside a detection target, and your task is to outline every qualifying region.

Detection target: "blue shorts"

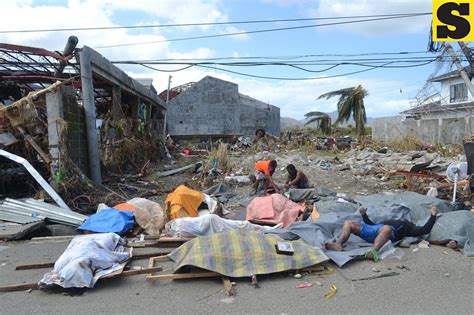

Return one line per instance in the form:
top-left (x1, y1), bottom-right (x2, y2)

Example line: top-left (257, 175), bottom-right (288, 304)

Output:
top-left (356, 223), bottom-right (395, 243)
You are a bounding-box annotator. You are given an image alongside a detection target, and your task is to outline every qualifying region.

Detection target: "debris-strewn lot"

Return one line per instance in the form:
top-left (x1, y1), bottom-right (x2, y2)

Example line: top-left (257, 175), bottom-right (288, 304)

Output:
top-left (1, 132), bottom-right (473, 315)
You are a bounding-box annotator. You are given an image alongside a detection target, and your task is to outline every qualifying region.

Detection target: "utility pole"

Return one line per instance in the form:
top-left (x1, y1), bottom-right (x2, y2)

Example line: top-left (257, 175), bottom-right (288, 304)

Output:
top-left (458, 42), bottom-right (473, 68)
top-left (445, 44), bottom-right (474, 98)
top-left (163, 75), bottom-right (172, 139)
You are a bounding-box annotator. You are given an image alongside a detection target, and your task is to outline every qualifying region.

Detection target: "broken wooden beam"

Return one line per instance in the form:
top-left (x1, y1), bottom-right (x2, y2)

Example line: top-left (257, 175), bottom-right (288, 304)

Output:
top-left (15, 251), bottom-right (172, 270)
top-left (0, 282), bottom-right (38, 293)
top-left (1, 266), bottom-right (164, 293)
top-left (351, 271), bottom-right (400, 282)
top-left (147, 271), bottom-right (221, 281)
top-left (157, 161), bottom-right (202, 177)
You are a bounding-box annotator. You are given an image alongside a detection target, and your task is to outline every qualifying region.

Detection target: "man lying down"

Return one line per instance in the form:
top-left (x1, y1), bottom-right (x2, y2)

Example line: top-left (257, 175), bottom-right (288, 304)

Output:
top-left (325, 205), bottom-right (438, 262)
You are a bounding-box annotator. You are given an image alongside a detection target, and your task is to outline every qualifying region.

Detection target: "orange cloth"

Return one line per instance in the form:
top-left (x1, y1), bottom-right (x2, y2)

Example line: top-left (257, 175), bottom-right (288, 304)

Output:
top-left (113, 203), bottom-right (137, 212)
top-left (165, 185), bottom-right (205, 219)
top-left (255, 160), bottom-right (271, 176)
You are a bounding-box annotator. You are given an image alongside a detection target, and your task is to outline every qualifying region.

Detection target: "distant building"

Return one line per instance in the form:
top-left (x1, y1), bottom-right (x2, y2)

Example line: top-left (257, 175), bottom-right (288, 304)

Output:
top-left (161, 76), bottom-right (280, 137)
top-left (372, 65), bottom-right (474, 144)
top-left (401, 66), bottom-right (474, 119)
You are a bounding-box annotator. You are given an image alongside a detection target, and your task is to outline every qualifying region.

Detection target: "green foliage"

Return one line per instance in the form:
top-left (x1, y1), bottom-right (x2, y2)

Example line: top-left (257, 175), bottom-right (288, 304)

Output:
top-left (304, 111), bottom-right (331, 135)
top-left (318, 85), bottom-right (368, 137)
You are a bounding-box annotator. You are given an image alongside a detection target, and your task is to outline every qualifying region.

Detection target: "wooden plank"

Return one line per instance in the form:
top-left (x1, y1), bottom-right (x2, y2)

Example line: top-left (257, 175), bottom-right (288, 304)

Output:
top-left (157, 162), bottom-right (202, 177)
top-left (102, 266), bottom-right (163, 279)
top-left (15, 251), bottom-right (172, 270)
top-left (222, 277), bottom-right (236, 297)
top-left (1, 266), bottom-right (164, 293)
top-left (147, 271), bottom-right (221, 281)
top-left (158, 237), bottom-right (194, 242)
top-left (150, 255), bottom-right (170, 262)
top-left (16, 262), bottom-right (54, 270)
top-left (31, 235), bottom-right (75, 242)
top-left (0, 282), bottom-right (38, 293)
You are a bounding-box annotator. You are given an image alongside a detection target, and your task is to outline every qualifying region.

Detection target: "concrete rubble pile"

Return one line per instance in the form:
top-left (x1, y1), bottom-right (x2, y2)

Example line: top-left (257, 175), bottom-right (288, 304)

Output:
top-left (341, 148), bottom-right (466, 176)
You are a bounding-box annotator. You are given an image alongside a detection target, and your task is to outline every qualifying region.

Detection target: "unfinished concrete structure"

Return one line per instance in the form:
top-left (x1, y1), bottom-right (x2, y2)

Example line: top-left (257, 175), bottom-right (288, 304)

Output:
top-left (0, 41), bottom-right (166, 186)
top-left (162, 76), bottom-right (280, 137)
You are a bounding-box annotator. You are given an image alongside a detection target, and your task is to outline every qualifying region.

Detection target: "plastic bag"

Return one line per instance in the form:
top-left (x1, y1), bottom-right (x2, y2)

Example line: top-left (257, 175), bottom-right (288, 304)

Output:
top-left (128, 198), bottom-right (165, 237)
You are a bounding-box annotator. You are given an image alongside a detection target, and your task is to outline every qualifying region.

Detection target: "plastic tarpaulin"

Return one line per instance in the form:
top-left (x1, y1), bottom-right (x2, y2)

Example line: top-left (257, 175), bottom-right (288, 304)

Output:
top-left (39, 233), bottom-right (130, 289)
top-left (165, 214), bottom-right (281, 237)
top-left (165, 185), bottom-right (204, 219)
top-left (169, 229), bottom-right (329, 277)
top-left (127, 198), bottom-right (165, 237)
top-left (428, 210), bottom-right (474, 256)
top-left (78, 209), bottom-right (135, 235)
top-left (269, 192), bottom-right (454, 267)
top-left (246, 194), bottom-right (304, 228)
top-left (270, 205), bottom-right (410, 267)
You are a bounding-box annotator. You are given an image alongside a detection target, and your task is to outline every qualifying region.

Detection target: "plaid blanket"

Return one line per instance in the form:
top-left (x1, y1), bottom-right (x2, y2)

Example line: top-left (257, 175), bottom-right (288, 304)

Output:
top-left (169, 229), bottom-right (328, 277)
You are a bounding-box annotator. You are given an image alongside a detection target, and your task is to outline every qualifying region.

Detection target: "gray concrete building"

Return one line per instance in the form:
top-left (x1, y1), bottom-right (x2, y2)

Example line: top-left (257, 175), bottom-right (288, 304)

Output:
top-left (164, 76), bottom-right (280, 137)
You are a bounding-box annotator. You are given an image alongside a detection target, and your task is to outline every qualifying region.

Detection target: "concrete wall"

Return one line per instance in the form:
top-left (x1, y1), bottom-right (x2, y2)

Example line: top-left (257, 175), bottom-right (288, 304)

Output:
top-left (167, 76), bottom-right (240, 136)
top-left (239, 95), bottom-right (280, 136)
top-left (167, 76), bottom-right (280, 137)
top-left (47, 85), bottom-right (89, 176)
top-left (372, 115), bottom-right (474, 144)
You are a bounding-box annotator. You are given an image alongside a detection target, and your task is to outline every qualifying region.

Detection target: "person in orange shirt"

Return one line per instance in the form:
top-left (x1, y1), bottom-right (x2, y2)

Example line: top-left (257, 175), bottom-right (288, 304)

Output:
top-left (253, 160), bottom-right (279, 195)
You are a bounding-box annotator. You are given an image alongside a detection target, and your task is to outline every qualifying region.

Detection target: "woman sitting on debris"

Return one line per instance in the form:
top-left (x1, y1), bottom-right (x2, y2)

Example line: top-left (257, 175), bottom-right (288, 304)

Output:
top-left (284, 164), bottom-right (310, 190)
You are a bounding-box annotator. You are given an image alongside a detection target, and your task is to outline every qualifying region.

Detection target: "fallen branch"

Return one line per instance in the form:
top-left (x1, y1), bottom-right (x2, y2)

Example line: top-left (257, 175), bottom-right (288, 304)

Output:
top-left (351, 271), bottom-right (400, 282)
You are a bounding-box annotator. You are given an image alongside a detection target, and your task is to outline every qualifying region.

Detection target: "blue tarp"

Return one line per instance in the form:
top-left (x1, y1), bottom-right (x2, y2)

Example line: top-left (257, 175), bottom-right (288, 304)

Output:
top-left (78, 209), bottom-right (135, 235)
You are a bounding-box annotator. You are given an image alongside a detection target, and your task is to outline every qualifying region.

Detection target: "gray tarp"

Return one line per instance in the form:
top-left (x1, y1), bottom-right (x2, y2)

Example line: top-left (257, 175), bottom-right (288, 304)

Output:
top-left (427, 210), bottom-right (474, 256)
top-left (288, 187), bottom-right (336, 204)
top-left (269, 192), bottom-right (465, 267)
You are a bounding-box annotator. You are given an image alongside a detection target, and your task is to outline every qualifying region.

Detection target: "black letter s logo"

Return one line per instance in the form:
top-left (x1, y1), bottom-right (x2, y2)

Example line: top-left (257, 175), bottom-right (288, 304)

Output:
top-left (437, 2), bottom-right (470, 39)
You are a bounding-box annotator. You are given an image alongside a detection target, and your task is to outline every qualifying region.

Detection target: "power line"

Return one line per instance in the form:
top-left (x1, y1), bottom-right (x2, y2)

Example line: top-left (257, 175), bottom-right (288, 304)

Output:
top-left (95, 13), bottom-right (430, 49)
top-left (130, 59), bottom-right (436, 80)
top-left (111, 56), bottom-right (464, 67)
top-left (114, 51), bottom-right (433, 63)
top-left (0, 12), bottom-right (430, 34)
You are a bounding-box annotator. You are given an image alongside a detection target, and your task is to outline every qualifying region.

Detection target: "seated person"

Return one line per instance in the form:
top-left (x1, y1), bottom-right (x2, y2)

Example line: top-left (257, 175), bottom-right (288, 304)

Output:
top-left (284, 164), bottom-right (310, 189)
top-left (325, 205), bottom-right (438, 261)
top-left (253, 159), bottom-right (279, 195)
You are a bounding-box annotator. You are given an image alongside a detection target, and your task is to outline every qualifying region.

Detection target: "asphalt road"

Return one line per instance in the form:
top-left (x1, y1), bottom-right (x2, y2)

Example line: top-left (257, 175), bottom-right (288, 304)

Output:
top-left (0, 239), bottom-right (473, 314)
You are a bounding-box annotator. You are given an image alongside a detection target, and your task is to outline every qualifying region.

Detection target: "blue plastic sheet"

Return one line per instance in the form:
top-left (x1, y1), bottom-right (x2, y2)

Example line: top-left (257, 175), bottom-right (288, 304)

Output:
top-left (78, 209), bottom-right (135, 235)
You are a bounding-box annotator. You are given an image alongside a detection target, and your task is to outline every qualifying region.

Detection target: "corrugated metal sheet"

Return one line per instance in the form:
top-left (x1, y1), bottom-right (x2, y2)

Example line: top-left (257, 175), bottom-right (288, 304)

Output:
top-left (0, 211), bottom-right (42, 224)
top-left (0, 198), bottom-right (88, 226)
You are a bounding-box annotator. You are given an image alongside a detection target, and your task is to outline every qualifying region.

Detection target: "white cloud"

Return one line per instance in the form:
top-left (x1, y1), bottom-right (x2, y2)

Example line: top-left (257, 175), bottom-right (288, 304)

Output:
top-left (0, 0), bottom-right (424, 119)
top-left (233, 75), bottom-right (416, 119)
top-left (260, 0), bottom-right (313, 7)
top-left (311, 0), bottom-right (431, 36)
top-left (222, 26), bottom-right (250, 40)
top-left (0, 1), bottom-right (223, 66)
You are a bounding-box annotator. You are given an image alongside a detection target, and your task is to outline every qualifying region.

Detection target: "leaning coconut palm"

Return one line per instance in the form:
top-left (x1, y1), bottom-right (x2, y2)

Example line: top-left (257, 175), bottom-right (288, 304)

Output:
top-left (318, 85), bottom-right (368, 137)
top-left (304, 111), bottom-right (331, 135)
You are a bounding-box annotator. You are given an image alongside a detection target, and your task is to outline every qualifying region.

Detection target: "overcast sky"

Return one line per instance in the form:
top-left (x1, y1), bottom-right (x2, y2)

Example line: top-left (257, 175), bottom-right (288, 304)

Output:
top-left (0, 0), bottom-right (459, 119)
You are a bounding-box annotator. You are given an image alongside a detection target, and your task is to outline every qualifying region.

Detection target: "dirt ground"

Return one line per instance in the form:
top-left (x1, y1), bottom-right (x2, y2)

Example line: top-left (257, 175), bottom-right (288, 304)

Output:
top-left (0, 147), bottom-right (472, 314)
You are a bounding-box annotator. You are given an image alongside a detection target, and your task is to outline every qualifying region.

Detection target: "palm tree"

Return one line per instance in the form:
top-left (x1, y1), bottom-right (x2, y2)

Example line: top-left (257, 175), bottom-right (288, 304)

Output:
top-left (317, 85), bottom-right (368, 137)
top-left (304, 111), bottom-right (331, 135)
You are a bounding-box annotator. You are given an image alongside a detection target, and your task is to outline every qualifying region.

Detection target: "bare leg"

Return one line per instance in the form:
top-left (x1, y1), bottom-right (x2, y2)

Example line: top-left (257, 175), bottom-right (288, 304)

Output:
top-left (326, 221), bottom-right (361, 251)
top-left (366, 225), bottom-right (392, 260)
top-left (373, 225), bottom-right (392, 251)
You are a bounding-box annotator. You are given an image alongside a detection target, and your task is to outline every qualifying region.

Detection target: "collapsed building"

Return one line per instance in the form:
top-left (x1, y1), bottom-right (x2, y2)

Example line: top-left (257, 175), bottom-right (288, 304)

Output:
top-left (160, 76), bottom-right (280, 138)
top-left (0, 38), bottom-right (166, 200)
